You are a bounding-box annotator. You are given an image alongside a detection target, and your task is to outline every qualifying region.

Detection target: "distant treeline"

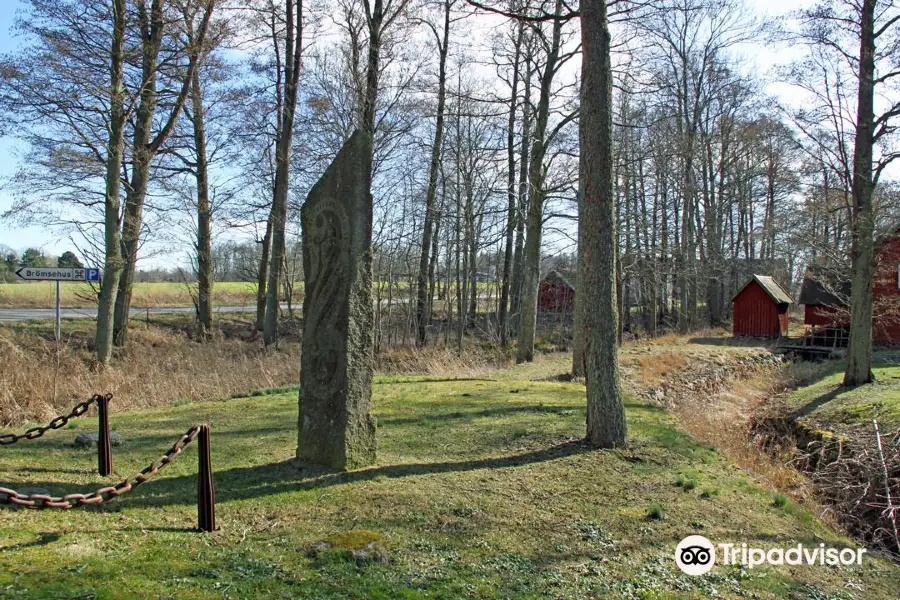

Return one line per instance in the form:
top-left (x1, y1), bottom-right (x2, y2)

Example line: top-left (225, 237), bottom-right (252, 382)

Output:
top-left (0, 247), bottom-right (83, 282)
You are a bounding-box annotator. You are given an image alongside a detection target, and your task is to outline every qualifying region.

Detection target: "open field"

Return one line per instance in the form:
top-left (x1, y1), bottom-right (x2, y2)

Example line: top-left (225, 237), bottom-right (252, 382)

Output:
top-left (1, 357), bottom-right (895, 599)
top-left (0, 281), bottom-right (500, 311)
top-left (0, 282), bottom-right (261, 309)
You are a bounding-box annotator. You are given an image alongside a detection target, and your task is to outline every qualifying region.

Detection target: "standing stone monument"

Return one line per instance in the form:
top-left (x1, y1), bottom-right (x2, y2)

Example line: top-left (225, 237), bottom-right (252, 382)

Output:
top-left (298, 130), bottom-right (376, 470)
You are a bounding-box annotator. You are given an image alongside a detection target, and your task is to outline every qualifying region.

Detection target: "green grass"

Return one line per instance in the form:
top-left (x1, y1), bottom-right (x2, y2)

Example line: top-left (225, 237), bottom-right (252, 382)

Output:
top-left (675, 474), bottom-right (697, 492)
top-left (647, 501), bottom-right (666, 521)
top-left (0, 366), bottom-right (896, 599)
top-left (782, 353), bottom-right (900, 435)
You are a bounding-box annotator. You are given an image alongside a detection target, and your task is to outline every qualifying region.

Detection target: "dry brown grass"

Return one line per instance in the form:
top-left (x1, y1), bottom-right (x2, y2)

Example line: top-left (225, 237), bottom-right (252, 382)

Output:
top-left (0, 318), bottom-right (519, 426)
top-left (0, 321), bottom-right (300, 426)
top-left (633, 351), bottom-right (689, 386)
top-left (376, 344), bottom-right (512, 377)
top-left (670, 368), bottom-right (836, 532)
top-left (619, 330), bottom-right (830, 525)
top-left (675, 376), bottom-right (819, 500)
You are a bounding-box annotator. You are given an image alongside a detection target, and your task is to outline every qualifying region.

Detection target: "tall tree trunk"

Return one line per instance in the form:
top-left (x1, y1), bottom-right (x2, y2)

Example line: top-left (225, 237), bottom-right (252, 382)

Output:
top-left (191, 65), bottom-right (213, 337)
top-left (500, 22), bottom-right (524, 347)
top-left (113, 0), bottom-right (163, 348)
top-left (415, 0), bottom-right (450, 346)
top-left (844, 0), bottom-right (876, 386)
top-left (256, 212), bottom-right (273, 332)
top-left (427, 181), bottom-right (445, 323)
top-left (264, 0), bottom-right (304, 347)
top-left (454, 94), bottom-right (464, 351)
top-left (467, 207), bottom-right (481, 329)
top-left (515, 147), bottom-right (544, 363)
top-left (362, 0), bottom-right (383, 137)
top-left (572, 194), bottom-right (585, 376)
top-left (516, 0), bottom-right (562, 363)
top-left (509, 50), bottom-right (532, 338)
top-left (581, 0), bottom-right (626, 447)
top-left (95, 0), bottom-right (128, 365)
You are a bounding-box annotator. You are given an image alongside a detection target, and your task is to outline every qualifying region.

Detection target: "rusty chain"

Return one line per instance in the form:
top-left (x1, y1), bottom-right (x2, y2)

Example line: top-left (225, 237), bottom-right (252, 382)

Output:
top-left (0, 424), bottom-right (201, 509)
top-left (0, 394), bottom-right (112, 446)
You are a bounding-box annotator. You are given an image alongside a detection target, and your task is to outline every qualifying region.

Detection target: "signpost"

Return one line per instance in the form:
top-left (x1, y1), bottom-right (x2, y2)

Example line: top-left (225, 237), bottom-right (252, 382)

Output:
top-left (15, 266), bottom-right (101, 360)
top-left (14, 267), bottom-right (101, 282)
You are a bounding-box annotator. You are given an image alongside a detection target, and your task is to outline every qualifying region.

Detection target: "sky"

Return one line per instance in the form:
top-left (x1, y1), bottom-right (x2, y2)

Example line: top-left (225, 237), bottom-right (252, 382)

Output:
top-left (0, 1), bottom-right (56, 258)
top-left (0, 0), bottom-right (809, 269)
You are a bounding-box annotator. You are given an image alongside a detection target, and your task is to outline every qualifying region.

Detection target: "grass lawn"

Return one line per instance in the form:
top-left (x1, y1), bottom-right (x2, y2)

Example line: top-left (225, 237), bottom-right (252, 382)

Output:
top-left (781, 352), bottom-right (900, 437)
top-left (1, 358), bottom-right (896, 599)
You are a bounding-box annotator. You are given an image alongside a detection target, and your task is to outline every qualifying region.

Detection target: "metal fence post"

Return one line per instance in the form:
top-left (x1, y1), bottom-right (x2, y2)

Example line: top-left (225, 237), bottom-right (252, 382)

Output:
top-left (98, 394), bottom-right (112, 477)
top-left (197, 424), bottom-right (216, 532)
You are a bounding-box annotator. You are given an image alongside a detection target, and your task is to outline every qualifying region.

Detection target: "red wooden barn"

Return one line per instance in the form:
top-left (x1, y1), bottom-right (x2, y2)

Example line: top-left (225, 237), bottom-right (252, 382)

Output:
top-left (538, 270), bottom-right (575, 313)
top-left (732, 275), bottom-right (793, 338)
top-left (797, 265), bottom-right (849, 329)
top-left (800, 232), bottom-right (900, 344)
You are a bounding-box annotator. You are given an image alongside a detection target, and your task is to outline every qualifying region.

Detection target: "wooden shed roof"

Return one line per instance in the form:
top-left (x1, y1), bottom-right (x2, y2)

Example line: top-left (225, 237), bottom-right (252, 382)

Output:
top-left (732, 274), bottom-right (793, 305)
top-left (541, 270), bottom-right (575, 291)
top-left (798, 265), bottom-right (849, 307)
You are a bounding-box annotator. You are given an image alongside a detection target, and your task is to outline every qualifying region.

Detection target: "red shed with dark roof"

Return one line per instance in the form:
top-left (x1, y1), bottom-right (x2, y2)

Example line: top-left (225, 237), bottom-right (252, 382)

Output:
top-left (800, 234), bottom-right (900, 344)
top-left (732, 275), bottom-right (793, 338)
top-left (538, 270), bottom-right (575, 313)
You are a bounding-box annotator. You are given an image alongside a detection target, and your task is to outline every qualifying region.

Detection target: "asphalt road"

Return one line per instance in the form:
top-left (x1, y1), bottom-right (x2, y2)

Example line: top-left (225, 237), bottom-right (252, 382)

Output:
top-left (0, 304), bottom-right (280, 322)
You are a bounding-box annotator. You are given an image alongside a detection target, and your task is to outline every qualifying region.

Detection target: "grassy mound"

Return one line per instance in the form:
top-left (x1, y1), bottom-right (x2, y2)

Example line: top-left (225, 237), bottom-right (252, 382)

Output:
top-left (0, 361), bottom-right (895, 599)
top-left (781, 353), bottom-right (900, 437)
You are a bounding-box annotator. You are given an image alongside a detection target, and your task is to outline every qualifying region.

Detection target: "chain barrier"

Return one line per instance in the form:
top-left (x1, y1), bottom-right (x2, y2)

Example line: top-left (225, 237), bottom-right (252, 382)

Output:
top-left (0, 394), bottom-right (112, 446)
top-left (0, 424), bottom-right (202, 510)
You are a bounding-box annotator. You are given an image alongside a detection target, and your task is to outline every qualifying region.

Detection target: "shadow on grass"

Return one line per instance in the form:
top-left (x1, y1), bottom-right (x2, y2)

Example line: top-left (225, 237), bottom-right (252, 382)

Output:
top-left (379, 404), bottom-right (579, 426)
top-left (789, 386), bottom-right (845, 422)
top-left (1, 439), bottom-right (595, 512)
top-left (0, 532), bottom-right (61, 551)
top-left (375, 377), bottom-right (498, 385)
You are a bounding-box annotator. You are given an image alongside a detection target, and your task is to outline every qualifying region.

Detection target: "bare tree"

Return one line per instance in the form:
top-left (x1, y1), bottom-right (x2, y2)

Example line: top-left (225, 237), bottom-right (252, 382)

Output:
top-left (415, 0), bottom-right (455, 346)
top-left (789, 0), bottom-right (900, 384)
top-left (846, 0), bottom-right (876, 385)
top-left (498, 14), bottom-right (527, 346)
top-left (263, 0), bottom-right (304, 347)
top-left (112, 0), bottom-right (217, 348)
top-left (100, 0), bottom-right (129, 364)
top-left (516, 0), bottom-right (576, 363)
